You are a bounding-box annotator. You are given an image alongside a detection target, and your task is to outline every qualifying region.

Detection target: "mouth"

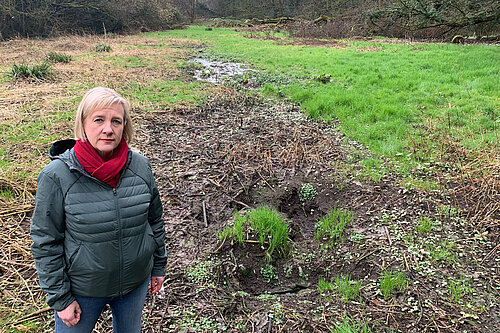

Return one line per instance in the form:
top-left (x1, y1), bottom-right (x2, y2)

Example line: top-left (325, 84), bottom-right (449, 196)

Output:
top-left (100, 138), bottom-right (114, 143)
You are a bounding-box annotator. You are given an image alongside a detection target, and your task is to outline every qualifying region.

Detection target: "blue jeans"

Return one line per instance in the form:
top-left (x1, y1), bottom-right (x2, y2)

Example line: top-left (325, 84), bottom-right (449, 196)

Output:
top-left (55, 277), bottom-right (149, 333)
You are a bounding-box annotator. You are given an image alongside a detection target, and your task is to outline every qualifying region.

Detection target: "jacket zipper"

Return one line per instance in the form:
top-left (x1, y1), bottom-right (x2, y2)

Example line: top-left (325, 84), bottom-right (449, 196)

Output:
top-left (113, 187), bottom-right (124, 297)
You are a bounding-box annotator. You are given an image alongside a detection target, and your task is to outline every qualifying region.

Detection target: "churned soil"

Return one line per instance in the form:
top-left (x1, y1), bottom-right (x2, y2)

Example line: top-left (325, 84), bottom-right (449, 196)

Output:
top-left (129, 86), bottom-right (499, 332)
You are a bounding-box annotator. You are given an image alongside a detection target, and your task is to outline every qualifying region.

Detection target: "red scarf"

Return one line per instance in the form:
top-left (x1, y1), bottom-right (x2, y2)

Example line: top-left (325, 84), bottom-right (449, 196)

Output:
top-left (74, 138), bottom-right (129, 188)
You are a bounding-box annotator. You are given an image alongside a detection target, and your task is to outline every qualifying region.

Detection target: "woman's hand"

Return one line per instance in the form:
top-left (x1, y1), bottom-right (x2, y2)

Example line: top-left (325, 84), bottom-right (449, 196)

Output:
top-left (57, 300), bottom-right (81, 327)
top-left (150, 276), bottom-right (165, 294)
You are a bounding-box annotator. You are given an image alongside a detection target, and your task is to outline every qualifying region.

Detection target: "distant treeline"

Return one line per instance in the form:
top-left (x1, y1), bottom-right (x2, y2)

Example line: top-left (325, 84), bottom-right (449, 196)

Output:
top-left (1, 0), bottom-right (499, 40)
top-left (202, 0), bottom-right (500, 39)
top-left (0, 0), bottom-right (183, 39)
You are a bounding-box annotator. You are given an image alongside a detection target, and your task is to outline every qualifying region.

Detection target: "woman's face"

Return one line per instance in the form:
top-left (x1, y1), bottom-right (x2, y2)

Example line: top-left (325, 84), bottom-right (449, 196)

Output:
top-left (83, 103), bottom-right (124, 161)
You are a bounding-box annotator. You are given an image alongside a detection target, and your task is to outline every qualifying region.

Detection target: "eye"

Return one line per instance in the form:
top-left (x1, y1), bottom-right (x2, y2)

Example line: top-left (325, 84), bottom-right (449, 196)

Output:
top-left (112, 119), bottom-right (123, 125)
top-left (93, 118), bottom-right (103, 123)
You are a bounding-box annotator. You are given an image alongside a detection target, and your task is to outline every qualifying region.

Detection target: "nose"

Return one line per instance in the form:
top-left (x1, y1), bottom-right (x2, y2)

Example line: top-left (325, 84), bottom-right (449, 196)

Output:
top-left (102, 121), bottom-right (113, 134)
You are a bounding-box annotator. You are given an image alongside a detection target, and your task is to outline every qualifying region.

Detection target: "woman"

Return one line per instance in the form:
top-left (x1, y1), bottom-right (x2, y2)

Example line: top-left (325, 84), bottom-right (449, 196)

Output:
top-left (31, 87), bottom-right (167, 332)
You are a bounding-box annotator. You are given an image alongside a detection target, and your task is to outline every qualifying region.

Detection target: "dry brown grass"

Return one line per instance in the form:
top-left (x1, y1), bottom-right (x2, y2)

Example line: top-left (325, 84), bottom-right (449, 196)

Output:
top-left (0, 32), bottom-right (206, 331)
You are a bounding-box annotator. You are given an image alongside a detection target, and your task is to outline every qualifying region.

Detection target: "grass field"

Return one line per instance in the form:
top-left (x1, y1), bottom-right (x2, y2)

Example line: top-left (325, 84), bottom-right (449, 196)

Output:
top-left (152, 26), bottom-right (499, 181)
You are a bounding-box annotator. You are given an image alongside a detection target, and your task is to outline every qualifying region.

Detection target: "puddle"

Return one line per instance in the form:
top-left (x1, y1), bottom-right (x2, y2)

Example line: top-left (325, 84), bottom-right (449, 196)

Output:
top-left (189, 58), bottom-right (255, 84)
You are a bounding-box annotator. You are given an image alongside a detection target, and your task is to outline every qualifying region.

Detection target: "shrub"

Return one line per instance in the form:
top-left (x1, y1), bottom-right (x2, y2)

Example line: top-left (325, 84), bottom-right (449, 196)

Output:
top-left (8, 62), bottom-right (52, 81)
top-left (45, 51), bottom-right (73, 63)
top-left (315, 208), bottom-right (353, 247)
top-left (95, 42), bottom-right (111, 52)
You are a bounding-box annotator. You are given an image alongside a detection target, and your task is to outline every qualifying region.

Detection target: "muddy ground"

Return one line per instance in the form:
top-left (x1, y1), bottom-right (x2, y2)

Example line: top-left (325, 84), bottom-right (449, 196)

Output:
top-left (130, 85), bottom-right (498, 332)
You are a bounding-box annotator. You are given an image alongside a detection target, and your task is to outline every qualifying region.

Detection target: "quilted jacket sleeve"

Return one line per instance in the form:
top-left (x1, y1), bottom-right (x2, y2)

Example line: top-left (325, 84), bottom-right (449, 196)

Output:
top-left (30, 169), bottom-right (75, 311)
top-left (147, 163), bottom-right (167, 277)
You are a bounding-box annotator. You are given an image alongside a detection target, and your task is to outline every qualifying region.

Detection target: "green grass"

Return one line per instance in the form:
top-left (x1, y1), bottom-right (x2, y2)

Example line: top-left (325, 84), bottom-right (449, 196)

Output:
top-left (335, 275), bottom-right (361, 302)
top-left (151, 26), bottom-right (500, 171)
top-left (330, 317), bottom-right (371, 333)
top-left (380, 270), bottom-right (407, 299)
top-left (426, 240), bottom-right (456, 263)
top-left (315, 208), bottom-right (354, 247)
top-left (218, 206), bottom-right (290, 260)
top-left (318, 278), bottom-right (335, 292)
top-left (448, 277), bottom-right (474, 304)
top-left (415, 216), bottom-right (434, 235)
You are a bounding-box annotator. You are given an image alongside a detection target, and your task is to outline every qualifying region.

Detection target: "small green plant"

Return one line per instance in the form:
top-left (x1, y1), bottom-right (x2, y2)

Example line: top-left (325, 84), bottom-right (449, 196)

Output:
top-left (318, 278), bottom-right (335, 293)
top-left (415, 216), bottom-right (434, 234)
top-left (298, 182), bottom-right (317, 202)
top-left (437, 204), bottom-right (458, 218)
top-left (380, 270), bottom-right (407, 299)
top-left (186, 260), bottom-right (215, 285)
top-left (312, 73), bottom-right (331, 83)
top-left (260, 264), bottom-right (278, 283)
top-left (315, 208), bottom-right (354, 247)
top-left (448, 277), bottom-right (474, 303)
top-left (45, 51), bottom-right (73, 63)
top-left (426, 240), bottom-right (456, 262)
top-left (217, 211), bottom-right (245, 243)
top-left (95, 42), bottom-right (111, 52)
top-left (8, 62), bottom-right (52, 81)
top-left (335, 275), bottom-right (361, 302)
top-left (331, 316), bottom-right (371, 333)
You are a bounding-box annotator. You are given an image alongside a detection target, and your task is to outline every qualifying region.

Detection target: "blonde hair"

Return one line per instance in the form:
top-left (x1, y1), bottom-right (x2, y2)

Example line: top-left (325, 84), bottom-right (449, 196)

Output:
top-left (74, 87), bottom-right (133, 142)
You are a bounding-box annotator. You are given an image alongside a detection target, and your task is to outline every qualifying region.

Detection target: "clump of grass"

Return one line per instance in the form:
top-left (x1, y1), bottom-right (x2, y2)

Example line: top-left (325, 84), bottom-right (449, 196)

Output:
top-left (330, 316), bottom-right (371, 333)
top-left (318, 278), bottom-right (335, 293)
top-left (380, 270), bottom-right (407, 299)
top-left (335, 275), bottom-right (361, 302)
top-left (415, 216), bottom-right (434, 235)
top-left (298, 182), bottom-right (317, 202)
top-left (315, 208), bottom-right (353, 247)
top-left (96, 42), bottom-right (111, 52)
top-left (218, 206), bottom-right (290, 260)
top-left (247, 206), bottom-right (290, 260)
top-left (8, 62), bottom-right (52, 81)
top-left (426, 240), bottom-right (456, 262)
top-left (45, 51), bottom-right (73, 63)
top-left (448, 277), bottom-right (474, 303)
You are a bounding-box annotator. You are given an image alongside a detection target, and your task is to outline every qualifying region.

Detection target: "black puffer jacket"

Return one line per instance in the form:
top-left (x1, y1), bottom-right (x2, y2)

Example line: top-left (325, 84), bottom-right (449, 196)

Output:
top-left (31, 139), bottom-right (166, 311)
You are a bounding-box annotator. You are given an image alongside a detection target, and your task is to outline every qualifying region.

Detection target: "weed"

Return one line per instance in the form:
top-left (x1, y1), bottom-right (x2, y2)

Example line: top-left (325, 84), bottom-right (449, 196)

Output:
top-left (331, 316), bottom-right (371, 333)
top-left (186, 260), bottom-right (215, 285)
top-left (96, 42), bottom-right (111, 52)
top-left (315, 208), bottom-right (354, 247)
top-left (335, 275), bottom-right (361, 302)
top-left (318, 278), bottom-right (335, 293)
top-left (298, 182), bottom-right (317, 202)
top-left (415, 216), bottom-right (434, 235)
top-left (312, 73), bottom-right (332, 83)
top-left (260, 264), bottom-right (278, 283)
top-left (426, 240), bottom-right (456, 262)
top-left (437, 204), bottom-right (458, 219)
top-left (380, 270), bottom-right (407, 299)
top-left (448, 277), bottom-right (474, 304)
top-left (45, 51), bottom-right (73, 63)
top-left (8, 62), bottom-right (52, 81)
top-left (170, 309), bottom-right (225, 332)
